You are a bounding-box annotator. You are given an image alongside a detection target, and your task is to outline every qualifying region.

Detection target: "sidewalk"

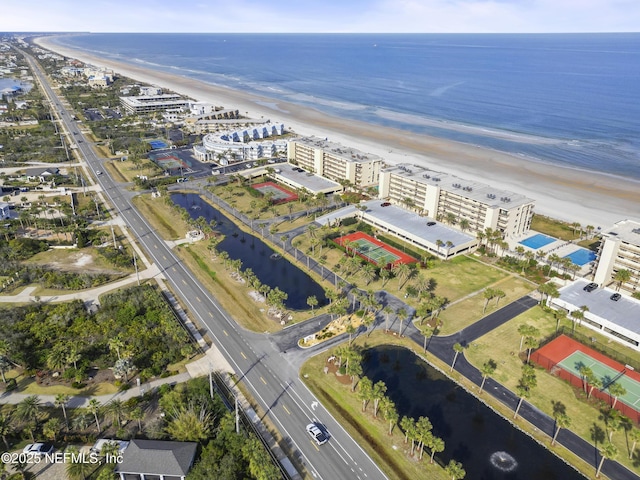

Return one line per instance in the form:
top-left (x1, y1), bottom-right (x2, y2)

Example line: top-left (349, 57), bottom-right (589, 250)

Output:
top-left (0, 263), bottom-right (164, 305)
top-left (0, 345), bottom-right (236, 408)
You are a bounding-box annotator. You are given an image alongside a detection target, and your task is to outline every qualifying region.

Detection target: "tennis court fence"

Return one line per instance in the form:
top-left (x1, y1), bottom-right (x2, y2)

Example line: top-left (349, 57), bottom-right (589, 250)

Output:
top-left (532, 340), bottom-right (640, 422)
top-left (537, 327), bottom-right (640, 372)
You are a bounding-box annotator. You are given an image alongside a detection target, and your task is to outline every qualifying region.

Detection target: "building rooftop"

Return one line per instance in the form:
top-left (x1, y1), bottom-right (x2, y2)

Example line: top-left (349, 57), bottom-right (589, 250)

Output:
top-left (384, 163), bottom-right (534, 209)
top-left (115, 439), bottom-right (197, 477)
top-left (601, 219), bottom-right (640, 245)
top-left (362, 200), bottom-right (475, 247)
top-left (557, 279), bottom-right (640, 335)
top-left (276, 163), bottom-right (341, 193)
top-left (293, 136), bottom-right (383, 163)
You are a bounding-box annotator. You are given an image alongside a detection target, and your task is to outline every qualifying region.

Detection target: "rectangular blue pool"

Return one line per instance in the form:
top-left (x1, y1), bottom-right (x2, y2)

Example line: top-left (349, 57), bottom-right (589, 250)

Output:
top-left (564, 248), bottom-right (597, 266)
top-left (519, 233), bottom-right (556, 250)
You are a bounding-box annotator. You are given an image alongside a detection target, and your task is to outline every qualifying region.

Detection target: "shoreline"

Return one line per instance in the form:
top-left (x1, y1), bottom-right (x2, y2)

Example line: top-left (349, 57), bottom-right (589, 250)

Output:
top-left (35, 36), bottom-right (640, 228)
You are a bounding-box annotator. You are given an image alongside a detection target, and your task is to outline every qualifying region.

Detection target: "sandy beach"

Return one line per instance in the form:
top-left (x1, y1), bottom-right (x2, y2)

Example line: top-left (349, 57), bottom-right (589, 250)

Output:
top-left (35, 36), bottom-right (639, 229)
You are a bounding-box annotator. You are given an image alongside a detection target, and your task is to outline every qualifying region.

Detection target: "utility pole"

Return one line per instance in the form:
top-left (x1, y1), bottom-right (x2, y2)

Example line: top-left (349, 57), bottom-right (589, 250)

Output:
top-left (111, 224), bottom-right (116, 248)
top-left (235, 396), bottom-right (240, 434)
top-left (133, 250), bottom-right (140, 286)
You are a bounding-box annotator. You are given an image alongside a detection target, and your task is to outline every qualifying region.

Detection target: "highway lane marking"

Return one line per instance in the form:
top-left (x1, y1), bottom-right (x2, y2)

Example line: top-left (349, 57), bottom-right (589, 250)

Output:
top-left (283, 405), bottom-right (291, 415)
top-left (260, 377), bottom-right (267, 385)
top-left (240, 351), bottom-right (247, 359)
top-left (182, 279), bottom-right (187, 285)
top-left (171, 267), bottom-right (177, 272)
top-left (196, 297), bottom-right (202, 302)
top-left (311, 441), bottom-right (319, 451)
top-left (223, 330), bottom-right (228, 336)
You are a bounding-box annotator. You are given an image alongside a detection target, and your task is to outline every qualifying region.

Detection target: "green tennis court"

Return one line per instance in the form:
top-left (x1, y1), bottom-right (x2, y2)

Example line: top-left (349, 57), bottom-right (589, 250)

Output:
top-left (349, 238), bottom-right (400, 265)
top-left (559, 350), bottom-right (640, 409)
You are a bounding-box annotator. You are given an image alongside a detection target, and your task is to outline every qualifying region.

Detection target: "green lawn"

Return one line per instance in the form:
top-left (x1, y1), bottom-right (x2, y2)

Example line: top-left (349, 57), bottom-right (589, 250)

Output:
top-left (438, 275), bottom-right (534, 335)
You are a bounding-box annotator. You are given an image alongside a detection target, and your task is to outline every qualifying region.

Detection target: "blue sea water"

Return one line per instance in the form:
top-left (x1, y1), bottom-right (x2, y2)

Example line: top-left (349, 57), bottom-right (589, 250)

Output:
top-left (50, 33), bottom-right (640, 180)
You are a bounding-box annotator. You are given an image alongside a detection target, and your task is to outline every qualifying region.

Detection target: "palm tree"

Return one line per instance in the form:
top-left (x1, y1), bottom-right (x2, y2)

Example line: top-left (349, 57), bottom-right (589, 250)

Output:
top-left (16, 395), bottom-right (41, 433)
top-left (372, 381), bottom-right (387, 418)
top-left (383, 305), bottom-right (393, 332)
top-left (43, 417), bottom-right (62, 442)
top-left (524, 335), bottom-right (539, 363)
top-left (306, 295), bottom-right (318, 312)
top-left (66, 445), bottom-right (95, 480)
top-left (379, 267), bottom-right (392, 288)
top-left (400, 416), bottom-right (415, 444)
top-left (396, 307), bottom-right (408, 336)
top-left (428, 436), bottom-right (445, 464)
top-left (479, 359), bottom-right (497, 394)
top-left (514, 364), bottom-right (536, 420)
top-left (108, 337), bottom-right (124, 361)
top-left (380, 396), bottom-right (398, 435)
top-left (614, 269), bottom-right (631, 291)
top-left (129, 407), bottom-right (144, 432)
top-left (609, 382), bottom-right (627, 409)
top-left (482, 288), bottom-right (495, 314)
top-left (450, 343), bottom-right (465, 372)
top-left (392, 263), bottom-right (412, 290)
top-left (596, 442), bottom-right (618, 478)
top-left (0, 412), bottom-right (13, 450)
top-left (358, 377), bottom-right (373, 412)
top-left (55, 394), bottom-right (70, 430)
top-left (106, 399), bottom-right (126, 428)
top-left (0, 355), bottom-right (9, 383)
top-left (419, 325), bottom-right (435, 353)
top-left (551, 412), bottom-right (571, 446)
top-left (629, 428), bottom-right (640, 459)
top-left (88, 399), bottom-right (102, 433)
top-left (445, 459), bottom-right (466, 480)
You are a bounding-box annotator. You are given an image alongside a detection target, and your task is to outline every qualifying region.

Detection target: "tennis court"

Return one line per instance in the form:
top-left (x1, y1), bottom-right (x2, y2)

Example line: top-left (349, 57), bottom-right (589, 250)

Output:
top-left (252, 181), bottom-right (298, 203)
top-left (334, 231), bottom-right (416, 268)
top-left (558, 350), bottom-right (640, 410)
top-left (532, 334), bottom-right (640, 420)
top-left (149, 152), bottom-right (192, 172)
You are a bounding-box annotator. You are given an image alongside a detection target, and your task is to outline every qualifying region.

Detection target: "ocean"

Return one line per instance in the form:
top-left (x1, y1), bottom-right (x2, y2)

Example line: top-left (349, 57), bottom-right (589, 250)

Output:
top-left (51, 33), bottom-right (640, 180)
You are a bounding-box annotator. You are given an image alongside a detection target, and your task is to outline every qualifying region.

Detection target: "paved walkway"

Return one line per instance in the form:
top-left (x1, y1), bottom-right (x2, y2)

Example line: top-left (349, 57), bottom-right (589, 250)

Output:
top-left (0, 263), bottom-right (163, 305)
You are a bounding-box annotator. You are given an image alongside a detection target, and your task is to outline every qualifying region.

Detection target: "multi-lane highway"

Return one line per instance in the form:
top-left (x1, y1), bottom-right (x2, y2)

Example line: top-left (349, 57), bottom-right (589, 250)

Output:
top-left (25, 51), bottom-right (387, 480)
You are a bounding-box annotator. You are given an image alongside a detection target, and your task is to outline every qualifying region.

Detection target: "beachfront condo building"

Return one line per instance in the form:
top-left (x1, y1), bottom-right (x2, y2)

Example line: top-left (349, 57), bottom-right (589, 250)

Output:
top-left (193, 124), bottom-right (287, 163)
top-left (378, 163), bottom-right (535, 238)
top-left (593, 220), bottom-right (640, 296)
top-left (287, 137), bottom-right (382, 188)
top-left (119, 94), bottom-right (191, 115)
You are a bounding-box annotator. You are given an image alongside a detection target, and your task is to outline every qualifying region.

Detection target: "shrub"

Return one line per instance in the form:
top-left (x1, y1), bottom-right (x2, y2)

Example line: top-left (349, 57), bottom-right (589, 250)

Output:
top-left (5, 378), bottom-right (17, 391)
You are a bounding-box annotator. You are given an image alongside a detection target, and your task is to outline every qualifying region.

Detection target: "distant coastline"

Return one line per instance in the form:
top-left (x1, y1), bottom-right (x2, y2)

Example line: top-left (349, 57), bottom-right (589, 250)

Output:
top-left (34, 35), bottom-right (640, 228)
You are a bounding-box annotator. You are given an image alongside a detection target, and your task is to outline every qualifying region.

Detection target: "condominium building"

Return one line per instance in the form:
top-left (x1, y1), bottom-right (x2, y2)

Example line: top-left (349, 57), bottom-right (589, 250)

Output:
top-left (193, 124), bottom-right (286, 163)
top-left (379, 163), bottom-right (535, 238)
top-left (119, 94), bottom-right (191, 115)
top-left (593, 220), bottom-right (640, 295)
top-left (287, 137), bottom-right (382, 188)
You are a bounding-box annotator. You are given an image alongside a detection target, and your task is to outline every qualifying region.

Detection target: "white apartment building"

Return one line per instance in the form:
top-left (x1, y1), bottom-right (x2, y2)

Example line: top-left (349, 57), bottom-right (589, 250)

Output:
top-left (594, 220), bottom-right (640, 296)
top-left (119, 94), bottom-right (191, 115)
top-left (287, 137), bottom-right (382, 188)
top-left (193, 124), bottom-right (286, 163)
top-left (379, 163), bottom-right (535, 238)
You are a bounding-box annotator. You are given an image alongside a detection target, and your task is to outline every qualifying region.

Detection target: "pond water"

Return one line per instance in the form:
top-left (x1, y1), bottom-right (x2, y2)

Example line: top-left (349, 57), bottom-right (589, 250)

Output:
top-left (363, 345), bottom-right (585, 480)
top-left (172, 192), bottom-right (326, 310)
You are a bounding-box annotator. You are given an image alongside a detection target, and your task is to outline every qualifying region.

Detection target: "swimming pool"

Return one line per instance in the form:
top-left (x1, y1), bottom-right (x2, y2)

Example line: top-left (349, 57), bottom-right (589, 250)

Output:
top-left (564, 248), bottom-right (597, 266)
top-left (519, 233), bottom-right (556, 250)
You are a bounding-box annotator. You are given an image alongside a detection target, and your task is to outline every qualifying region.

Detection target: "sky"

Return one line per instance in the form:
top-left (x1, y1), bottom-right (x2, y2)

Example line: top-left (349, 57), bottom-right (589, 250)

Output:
top-left (1, 0), bottom-right (639, 34)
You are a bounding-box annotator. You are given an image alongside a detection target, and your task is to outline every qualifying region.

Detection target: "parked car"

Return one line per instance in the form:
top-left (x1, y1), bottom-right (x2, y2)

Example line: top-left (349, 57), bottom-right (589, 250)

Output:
top-left (610, 293), bottom-right (622, 301)
top-left (23, 443), bottom-right (54, 455)
top-left (426, 221), bottom-right (437, 226)
top-left (306, 423), bottom-right (328, 445)
top-left (583, 282), bottom-right (598, 292)
top-left (380, 202), bottom-right (391, 207)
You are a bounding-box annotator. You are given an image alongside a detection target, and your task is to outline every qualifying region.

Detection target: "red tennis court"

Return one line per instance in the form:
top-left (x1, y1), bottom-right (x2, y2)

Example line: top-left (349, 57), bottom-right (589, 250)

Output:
top-left (334, 231), bottom-right (417, 268)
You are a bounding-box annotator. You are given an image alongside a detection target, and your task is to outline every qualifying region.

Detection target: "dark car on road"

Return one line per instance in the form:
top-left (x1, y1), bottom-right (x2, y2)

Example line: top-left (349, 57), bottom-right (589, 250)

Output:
top-left (610, 293), bottom-right (622, 301)
top-left (583, 282), bottom-right (598, 292)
